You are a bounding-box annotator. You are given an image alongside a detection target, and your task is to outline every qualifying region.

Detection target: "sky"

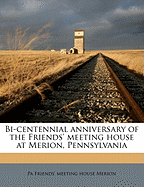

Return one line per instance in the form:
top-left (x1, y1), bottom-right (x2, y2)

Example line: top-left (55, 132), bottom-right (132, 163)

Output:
top-left (0, 0), bottom-right (144, 50)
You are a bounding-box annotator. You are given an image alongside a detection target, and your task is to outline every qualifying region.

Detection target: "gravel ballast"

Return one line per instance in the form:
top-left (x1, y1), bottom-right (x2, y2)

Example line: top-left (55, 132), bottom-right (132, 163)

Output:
top-left (20, 54), bottom-right (134, 123)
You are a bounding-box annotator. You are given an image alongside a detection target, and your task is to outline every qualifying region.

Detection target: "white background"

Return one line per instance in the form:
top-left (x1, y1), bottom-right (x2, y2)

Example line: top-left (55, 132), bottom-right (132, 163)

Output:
top-left (0, 123), bottom-right (143, 153)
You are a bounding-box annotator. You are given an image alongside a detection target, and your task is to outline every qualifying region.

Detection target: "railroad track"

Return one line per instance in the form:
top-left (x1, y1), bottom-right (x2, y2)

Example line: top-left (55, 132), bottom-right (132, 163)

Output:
top-left (0, 53), bottom-right (143, 123)
top-left (102, 54), bottom-right (144, 112)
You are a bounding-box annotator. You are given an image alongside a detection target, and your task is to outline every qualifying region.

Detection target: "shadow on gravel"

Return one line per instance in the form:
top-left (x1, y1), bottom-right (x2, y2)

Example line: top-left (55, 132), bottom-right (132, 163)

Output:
top-left (24, 55), bottom-right (100, 122)
top-left (0, 54), bottom-right (99, 122)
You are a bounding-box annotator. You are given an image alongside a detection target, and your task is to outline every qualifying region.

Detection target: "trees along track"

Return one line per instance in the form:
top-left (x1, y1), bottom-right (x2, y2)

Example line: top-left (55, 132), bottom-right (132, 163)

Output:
top-left (0, 53), bottom-right (143, 123)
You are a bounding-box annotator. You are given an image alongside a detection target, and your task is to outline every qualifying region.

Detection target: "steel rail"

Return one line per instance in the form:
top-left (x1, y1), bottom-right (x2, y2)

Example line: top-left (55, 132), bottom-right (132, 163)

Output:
top-left (101, 53), bottom-right (144, 123)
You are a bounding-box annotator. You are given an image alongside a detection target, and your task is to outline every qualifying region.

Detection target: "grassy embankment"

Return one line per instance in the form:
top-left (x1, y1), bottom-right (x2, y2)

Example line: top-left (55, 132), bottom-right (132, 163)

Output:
top-left (100, 50), bottom-right (143, 76)
top-left (0, 50), bottom-right (97, 105)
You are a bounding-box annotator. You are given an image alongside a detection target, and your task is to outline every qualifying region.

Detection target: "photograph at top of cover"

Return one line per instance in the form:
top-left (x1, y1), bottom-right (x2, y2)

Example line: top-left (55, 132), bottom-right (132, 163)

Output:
top-left (0, 0), bottom-right (143, 123)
